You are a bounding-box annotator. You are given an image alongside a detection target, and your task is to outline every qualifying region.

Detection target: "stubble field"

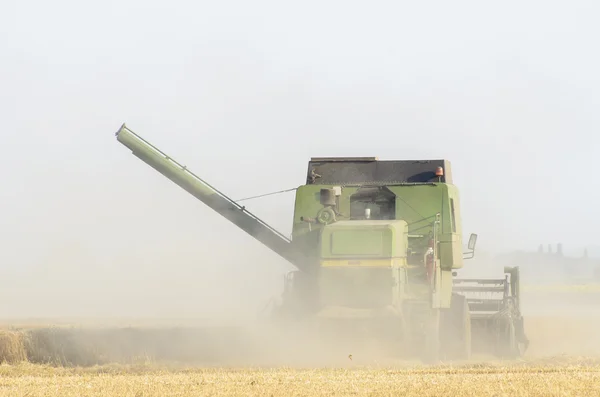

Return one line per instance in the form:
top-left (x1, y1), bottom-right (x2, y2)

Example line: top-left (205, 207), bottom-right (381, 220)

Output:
top-left (0, 359), bottom-right (598, 397)
top-left (0, 288), bottom-right (599, 396)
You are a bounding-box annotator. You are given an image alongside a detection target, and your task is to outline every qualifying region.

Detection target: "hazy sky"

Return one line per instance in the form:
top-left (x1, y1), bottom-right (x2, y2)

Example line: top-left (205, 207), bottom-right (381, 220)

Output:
top-left (1, 0), bottom-right (598, 318)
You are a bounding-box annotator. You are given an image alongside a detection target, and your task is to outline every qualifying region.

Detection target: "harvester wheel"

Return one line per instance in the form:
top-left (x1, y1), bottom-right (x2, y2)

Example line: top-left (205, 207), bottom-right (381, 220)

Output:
top-left (441, 293), bottom-right (472, 361)
top-left (498, 319), bottom-right (525, 359)
top-left (455, 295), bottom-right (472, 360)
top-left (495, 298), bottom-right (527, 359)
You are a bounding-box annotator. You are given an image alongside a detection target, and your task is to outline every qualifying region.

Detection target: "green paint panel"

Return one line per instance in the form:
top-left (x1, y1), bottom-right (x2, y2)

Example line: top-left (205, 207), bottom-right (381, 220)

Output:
top-left (320, 220), bottom-right (407, 260)
top-left (330, 230), bottom-right (385, 256)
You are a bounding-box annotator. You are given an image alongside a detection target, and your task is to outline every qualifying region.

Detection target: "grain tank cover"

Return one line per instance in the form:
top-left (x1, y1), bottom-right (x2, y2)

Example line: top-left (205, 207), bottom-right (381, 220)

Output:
top-left (306, 158), bottom-right (452, 185)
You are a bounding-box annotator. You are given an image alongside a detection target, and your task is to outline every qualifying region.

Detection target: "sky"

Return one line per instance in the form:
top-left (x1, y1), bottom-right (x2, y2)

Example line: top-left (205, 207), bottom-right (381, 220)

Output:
top-left (0, 0), bottom-right (599, 319)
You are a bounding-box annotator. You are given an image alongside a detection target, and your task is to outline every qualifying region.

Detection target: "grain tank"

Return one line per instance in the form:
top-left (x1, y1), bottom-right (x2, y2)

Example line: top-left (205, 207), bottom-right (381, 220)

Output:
top-left (114, 124), bottom-right (528, 362)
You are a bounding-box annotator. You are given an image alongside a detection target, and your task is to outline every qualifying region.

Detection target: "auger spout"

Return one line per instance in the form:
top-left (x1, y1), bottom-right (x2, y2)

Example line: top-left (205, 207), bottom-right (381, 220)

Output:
top-left (115, 124), bottom-right (307, 271)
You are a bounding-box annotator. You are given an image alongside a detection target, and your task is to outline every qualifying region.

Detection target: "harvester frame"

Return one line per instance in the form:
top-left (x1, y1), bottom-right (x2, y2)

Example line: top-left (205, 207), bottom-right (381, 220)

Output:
top-left (453, 266), bottom-right (529, 358)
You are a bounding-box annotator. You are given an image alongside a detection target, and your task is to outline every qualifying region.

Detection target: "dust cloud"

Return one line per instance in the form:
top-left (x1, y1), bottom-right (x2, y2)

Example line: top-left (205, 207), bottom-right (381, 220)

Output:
top-left (0, 144), bottom-right (598, 367)
top-left (2, 0), bottom-right (600, 369)
top-left (0, 164), bottom-right (599, 367)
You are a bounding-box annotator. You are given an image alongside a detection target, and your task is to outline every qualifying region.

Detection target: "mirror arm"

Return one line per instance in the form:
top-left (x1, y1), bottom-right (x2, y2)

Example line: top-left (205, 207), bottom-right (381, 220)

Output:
top-left (463, 250), bottom-right (475, 260)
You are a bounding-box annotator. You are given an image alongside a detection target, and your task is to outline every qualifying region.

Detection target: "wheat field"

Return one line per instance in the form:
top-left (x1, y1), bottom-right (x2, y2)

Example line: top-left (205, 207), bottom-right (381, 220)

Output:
top-left (0, 359), bottom-right (597, 396)
top-left (0, 292), bottom-right (599, 396)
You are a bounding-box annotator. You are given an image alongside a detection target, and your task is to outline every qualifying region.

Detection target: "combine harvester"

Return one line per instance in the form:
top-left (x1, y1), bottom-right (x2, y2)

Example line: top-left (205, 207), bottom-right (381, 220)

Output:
top-left (114, 124), bottom-right (529, 362)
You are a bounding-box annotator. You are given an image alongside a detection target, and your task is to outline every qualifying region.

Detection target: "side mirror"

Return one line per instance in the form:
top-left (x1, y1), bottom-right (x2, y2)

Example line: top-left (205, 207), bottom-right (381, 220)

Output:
top-left (468, 233), bottom-right (478, 250)
top-left (463, 233), bottom-right (478, 259)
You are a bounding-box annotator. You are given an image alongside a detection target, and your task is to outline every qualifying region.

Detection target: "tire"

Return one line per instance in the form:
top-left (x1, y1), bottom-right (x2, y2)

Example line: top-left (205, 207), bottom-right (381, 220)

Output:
top-left (441, 293), bottom-right (472, 361)
top-left (501, 320), bottom-right (525, 359)
top-left (456, 296), bottom-right (472, 360)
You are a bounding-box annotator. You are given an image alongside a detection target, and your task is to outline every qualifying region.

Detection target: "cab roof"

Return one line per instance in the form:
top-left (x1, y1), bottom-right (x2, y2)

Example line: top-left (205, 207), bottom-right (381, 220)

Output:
top-left (306, 158), bottom-right (452, 185)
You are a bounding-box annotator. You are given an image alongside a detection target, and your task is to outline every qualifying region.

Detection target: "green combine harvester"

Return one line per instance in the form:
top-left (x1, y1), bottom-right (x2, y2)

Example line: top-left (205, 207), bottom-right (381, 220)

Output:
top-left (114, 124), bottom-right (529, 362)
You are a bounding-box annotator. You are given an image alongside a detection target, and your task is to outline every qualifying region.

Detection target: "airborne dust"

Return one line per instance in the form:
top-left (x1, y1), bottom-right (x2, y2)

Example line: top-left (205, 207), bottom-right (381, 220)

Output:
top-left (0, 128), bottom-right (598, 367)
top-left (2, 0), bottom-right (600, 368)
top-left (0, 129), bottom-right (598, 367)
top-left (0, 171), bottom-right (598, 367)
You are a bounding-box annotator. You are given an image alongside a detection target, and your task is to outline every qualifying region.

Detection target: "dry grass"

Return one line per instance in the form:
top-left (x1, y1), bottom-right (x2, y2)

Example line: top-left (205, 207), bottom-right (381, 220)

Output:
top-left (0, 331), bottom-right (27, 364)
top-left (0, 311), bottom-right (597, 395)
top-left (0, 326), bottom-right (260, 367)
top-left (0, 359), bottom-right (597, 396)
top-left (0, 314), bottom-right (595, 367)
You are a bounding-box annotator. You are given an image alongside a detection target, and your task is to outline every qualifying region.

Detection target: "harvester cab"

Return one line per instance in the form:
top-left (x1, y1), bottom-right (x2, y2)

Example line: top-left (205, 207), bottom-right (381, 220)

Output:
top-left (114, 124), bottom-right (528, 362)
